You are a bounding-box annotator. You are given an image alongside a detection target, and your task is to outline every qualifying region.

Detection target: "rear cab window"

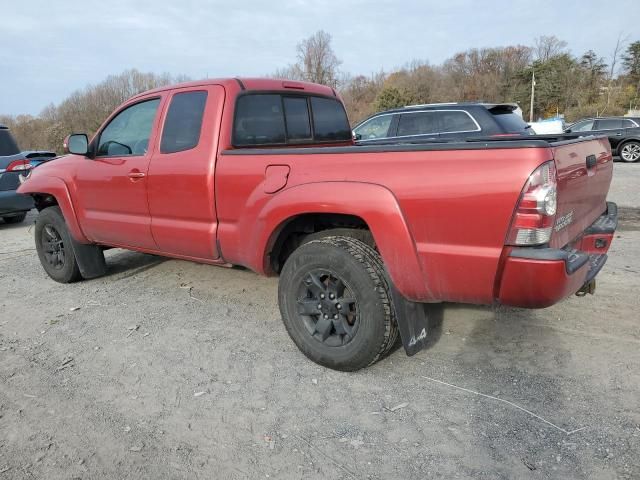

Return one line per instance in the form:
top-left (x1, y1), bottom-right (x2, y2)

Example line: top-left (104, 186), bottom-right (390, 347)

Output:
top-left (233, 93), bottom-right (350, 147)
top-left (283, 97), bottom-right (312, 141)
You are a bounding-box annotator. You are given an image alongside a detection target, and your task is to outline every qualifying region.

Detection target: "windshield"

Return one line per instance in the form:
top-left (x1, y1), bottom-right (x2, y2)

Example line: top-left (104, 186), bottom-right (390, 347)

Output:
top-left (0, 128), bottom-right (20, 156)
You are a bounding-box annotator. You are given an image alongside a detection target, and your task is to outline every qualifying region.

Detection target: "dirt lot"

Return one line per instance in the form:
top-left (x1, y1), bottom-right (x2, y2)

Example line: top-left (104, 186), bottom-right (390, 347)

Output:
top-left (1, 163), bottom-right (639, 480)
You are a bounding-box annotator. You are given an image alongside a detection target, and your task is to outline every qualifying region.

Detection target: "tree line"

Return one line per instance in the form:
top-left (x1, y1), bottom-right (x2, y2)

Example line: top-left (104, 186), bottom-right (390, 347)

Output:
top-left (2, 32), bottom-right (640, 153)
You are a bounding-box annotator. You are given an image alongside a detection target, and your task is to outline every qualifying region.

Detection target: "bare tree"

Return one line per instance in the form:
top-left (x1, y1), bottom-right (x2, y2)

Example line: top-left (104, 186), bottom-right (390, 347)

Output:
top-left (295, 30), bottom-right (342, 87)
top-left (600, 33), bottom-right (628, 115)
top-left (534, 35), bottom-right (568, 62)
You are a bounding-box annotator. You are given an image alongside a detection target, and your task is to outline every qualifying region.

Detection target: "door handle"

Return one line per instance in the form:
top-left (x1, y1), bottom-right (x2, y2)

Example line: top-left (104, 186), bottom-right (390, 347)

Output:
top-left (128, 171), bottom-right (146, 179)
top-left (616, 133), bottom-right (623, 136)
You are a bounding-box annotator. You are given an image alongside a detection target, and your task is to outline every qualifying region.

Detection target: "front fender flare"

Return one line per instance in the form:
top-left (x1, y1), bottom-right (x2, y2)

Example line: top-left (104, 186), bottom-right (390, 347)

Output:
top-left (17, 175), bottom-right (89, 244)
top-left (253, 182), bottom-right (429, 301)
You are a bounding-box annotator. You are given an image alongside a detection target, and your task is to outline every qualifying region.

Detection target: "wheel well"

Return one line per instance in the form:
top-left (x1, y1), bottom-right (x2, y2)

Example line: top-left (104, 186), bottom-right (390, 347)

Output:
top-left (269, 213), bottom-right (371, 273)
top-left (32, 193), bottom-right (59, 211)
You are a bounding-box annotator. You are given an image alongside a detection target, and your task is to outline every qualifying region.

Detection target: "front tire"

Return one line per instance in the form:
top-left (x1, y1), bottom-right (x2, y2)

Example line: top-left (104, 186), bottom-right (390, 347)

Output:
top-left (278, 236), bottom-right (398, 371)
top-left (35, 207), bottom-right (82, 283)
top-left (619, 141), bottom-right (640, 162)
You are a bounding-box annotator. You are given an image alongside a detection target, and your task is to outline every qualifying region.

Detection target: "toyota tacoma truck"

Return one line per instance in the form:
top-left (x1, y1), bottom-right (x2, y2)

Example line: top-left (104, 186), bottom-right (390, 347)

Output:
top-left (18, 78), bottom-right (617, 371)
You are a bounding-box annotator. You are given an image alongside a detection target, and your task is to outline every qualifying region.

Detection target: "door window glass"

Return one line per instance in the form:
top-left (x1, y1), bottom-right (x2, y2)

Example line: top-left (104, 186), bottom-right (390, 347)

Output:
top-left (97, 99), bottom-right (160, 156)
top-left (595, 119), bottom-right (623, 130)
top-left (571, 120), bottom-right (594, 132)
top-left (440, 111), bottom-right (478, 133)
top-left (397, 112), bottom-right (438, 136)
top-left (354, 115), bottom-right (393, 139)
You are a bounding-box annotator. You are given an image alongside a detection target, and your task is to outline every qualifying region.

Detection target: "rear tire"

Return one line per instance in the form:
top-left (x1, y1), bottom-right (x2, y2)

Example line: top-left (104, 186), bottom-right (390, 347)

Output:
top-left (619, 141), bottom-right (640, 163)
top-left (303, 228), bottom-right (375, 249)
top-left (35, 207), bottom-right (82, 283)
top-left (2, 212), bottom-right (27, 224)
top-left (278, 236), bottom-right (398, 371)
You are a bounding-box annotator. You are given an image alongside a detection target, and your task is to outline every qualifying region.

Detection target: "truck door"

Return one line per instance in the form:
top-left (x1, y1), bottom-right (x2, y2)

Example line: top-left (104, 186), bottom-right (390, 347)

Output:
top-left (73, 97), bottom-right (163, 249)
top-left (147, 85), bottom-right (225, 260)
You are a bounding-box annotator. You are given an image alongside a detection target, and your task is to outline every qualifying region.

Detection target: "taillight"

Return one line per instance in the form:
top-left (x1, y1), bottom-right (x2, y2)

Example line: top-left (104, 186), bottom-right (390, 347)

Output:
top-left (6, 160), bottom-right (32, 172)
top-left (506, 161), bottom-right (557, 246)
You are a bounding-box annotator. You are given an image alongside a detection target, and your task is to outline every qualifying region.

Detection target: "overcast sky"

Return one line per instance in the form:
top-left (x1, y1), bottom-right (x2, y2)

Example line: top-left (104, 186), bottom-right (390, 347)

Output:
top-left (2, 0), bottom-right (638, 115)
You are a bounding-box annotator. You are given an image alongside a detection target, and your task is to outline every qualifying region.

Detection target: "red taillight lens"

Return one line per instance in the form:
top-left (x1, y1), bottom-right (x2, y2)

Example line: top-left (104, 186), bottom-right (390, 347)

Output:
top-left (6, 160), bottom-right (32, 172)
top-left (507, 161), bottom-right (557, 246)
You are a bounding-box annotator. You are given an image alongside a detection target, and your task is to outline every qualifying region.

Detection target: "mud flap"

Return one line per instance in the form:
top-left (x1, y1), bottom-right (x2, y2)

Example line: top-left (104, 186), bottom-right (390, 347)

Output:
top-left (70, 240), bottom-right (107, 279)
top-left (389, 284), bottom-right (430, 356)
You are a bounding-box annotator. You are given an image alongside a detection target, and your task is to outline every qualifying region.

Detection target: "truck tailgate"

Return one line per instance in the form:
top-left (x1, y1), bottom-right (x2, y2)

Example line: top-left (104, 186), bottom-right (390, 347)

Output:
top-left (549, 136), bottom-right (613, 248)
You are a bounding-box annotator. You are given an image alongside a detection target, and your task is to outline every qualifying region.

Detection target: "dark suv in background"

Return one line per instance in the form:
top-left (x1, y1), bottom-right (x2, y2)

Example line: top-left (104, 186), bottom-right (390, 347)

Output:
top-left (0, 124), bottom-right (34, 224)
top-left (565, 117), bottom-right (640, 162)
top-left (352, 103), bottom-right (532, 143)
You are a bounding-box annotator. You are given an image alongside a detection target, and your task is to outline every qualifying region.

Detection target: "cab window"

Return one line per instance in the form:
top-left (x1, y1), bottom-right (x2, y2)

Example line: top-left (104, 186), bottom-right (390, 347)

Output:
top-left (233, 94), bottom-right (286, 146)
top-left (283, 97), bottom-right (312, 141)
top-left (310, 97), bottom-right (351, 141)
top-left (97, 99), bottom-right (160, 156)
top-left (233, 94), bottom-right (351, 146)
top-left (161, 91), bottom-right (207, 154)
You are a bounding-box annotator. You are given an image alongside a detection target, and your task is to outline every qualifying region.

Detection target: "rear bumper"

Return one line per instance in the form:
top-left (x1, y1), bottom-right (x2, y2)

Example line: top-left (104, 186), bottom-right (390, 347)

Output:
top-left (497, 202), bottom-right (617, 308)
top-left (0, 189), bottom-right (34, 216)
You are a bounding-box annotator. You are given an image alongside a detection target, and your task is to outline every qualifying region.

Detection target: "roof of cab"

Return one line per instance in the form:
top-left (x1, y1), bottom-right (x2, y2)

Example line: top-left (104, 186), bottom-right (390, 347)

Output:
top-left (130, 77), bottom-right (337, 101)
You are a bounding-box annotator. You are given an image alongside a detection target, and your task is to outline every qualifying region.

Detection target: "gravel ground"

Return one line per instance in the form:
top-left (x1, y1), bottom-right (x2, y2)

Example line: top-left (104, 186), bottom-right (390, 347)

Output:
top-left (0, 164), bottom-right (638, 479)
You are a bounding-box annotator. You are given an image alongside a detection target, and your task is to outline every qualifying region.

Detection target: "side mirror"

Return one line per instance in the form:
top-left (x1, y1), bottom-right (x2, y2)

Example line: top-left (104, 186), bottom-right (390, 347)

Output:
top-left (353, 132), bottom-right (362, 141)
top-left (64, 134), bottom-right (89, 155)
top-left (564, 128), bottom-right (572, 133)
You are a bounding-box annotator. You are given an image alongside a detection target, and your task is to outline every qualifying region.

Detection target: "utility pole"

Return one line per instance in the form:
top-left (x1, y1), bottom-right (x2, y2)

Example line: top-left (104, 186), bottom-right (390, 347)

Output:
top-left (529, 70), bottom-right (536, 123)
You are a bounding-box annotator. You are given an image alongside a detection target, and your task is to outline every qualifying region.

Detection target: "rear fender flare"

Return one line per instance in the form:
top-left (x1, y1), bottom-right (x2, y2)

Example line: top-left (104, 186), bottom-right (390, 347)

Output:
top-left (254, 182), bottom-right (429, 301)
top-left (18, 175), bottom-right (89, 243)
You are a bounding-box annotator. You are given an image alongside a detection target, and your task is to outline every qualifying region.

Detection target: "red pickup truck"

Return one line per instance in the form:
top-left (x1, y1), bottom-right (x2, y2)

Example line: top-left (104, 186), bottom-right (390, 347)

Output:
top-left (19, 78), bottom-right (617, 370)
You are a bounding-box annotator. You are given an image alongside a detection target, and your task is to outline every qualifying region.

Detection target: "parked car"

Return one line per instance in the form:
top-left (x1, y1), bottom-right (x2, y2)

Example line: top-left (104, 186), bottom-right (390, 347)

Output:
top-left (0, 124), bottom-right (34, 224)
top-left (19, 78), bottom-right (616, 371)
top-left (565, 117), bottom-right (640, 162)
top-left (23, 150), bottom-right (58, 168)
top-left (352, 102), bottom-right (533, 143)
